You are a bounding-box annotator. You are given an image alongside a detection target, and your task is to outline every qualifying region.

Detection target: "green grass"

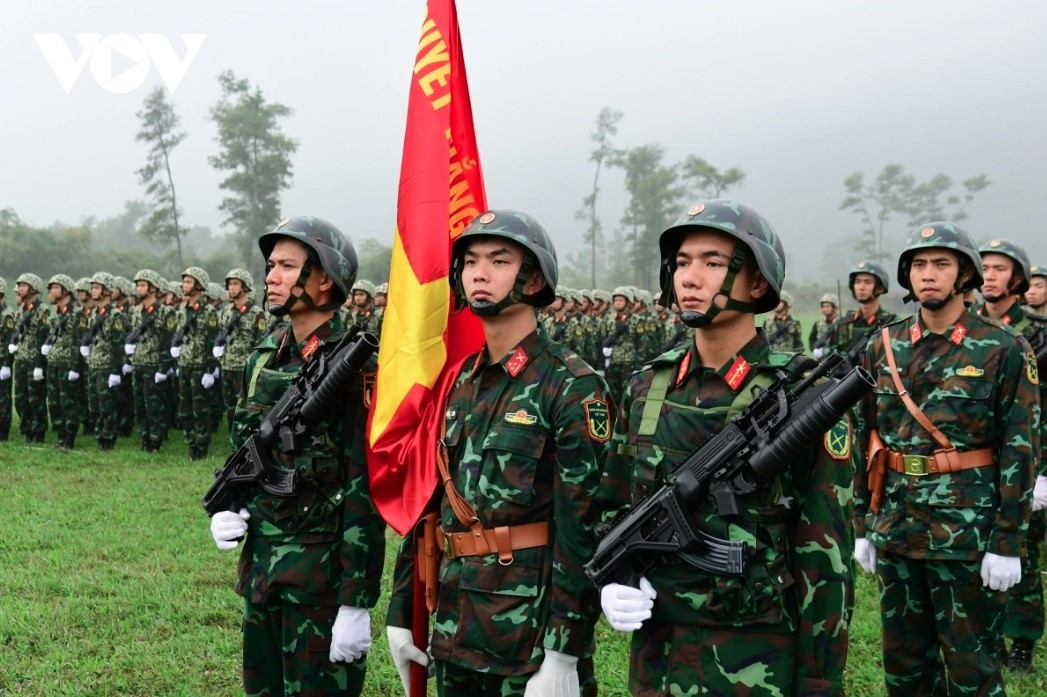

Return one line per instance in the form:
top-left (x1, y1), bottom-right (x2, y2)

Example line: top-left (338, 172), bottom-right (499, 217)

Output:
top-left (1, 425), bottom-right (1045, 696)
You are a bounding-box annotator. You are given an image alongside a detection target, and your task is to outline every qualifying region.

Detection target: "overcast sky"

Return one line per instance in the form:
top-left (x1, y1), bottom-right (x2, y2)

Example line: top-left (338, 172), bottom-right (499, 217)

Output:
top-left (5, 1), bottom-right (1046, 284)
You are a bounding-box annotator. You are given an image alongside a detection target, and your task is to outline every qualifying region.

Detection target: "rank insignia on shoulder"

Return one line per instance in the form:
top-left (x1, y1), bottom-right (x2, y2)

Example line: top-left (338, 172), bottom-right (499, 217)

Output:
top-left (955, 366), bottom-right (984, 378)
top-left (824, 418), bottom-right (851, 461)
top-left (583, 399), bottom-right (610, 443)
top-left (504, 409), bottom-right (538, 426)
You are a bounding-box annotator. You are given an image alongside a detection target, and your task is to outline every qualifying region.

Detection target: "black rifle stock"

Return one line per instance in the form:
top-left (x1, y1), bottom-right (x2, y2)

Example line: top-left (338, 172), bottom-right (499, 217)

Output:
top-left (1026, 321), bottom-right (1047, 372)
top-left (584, 351), bottom-right (874, 588)
top-left (170, 312), bottom-right (198, 349)
top-left (602, 322), bottom-right (628, 369)
top-left (213, 311), bottom-right (243, 349)
top-left (44, 310), bottom-right (72, 347)
top-left (202, 325), bottom-right (379, 516)
top-left (125, 308), bottom-right (159, 344)
top-left (80, 311), bottom-right (107, 350)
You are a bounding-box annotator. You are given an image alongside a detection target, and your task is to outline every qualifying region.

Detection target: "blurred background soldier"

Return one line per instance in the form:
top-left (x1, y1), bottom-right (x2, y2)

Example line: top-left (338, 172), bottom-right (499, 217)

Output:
top-left (0, 277), bottom-right (16, 440)
top-left (112, 276), bottom-right (136, 438)
top-left (603, 286), bottom-right (639, 397)
top-left (1026, 264), bottom-right (1046, 315)
top-left (374, 281), bottom-right (387, 310)
top-left (762, 289), bottom-right (804, 352)
top-left (126, 269), bottom-right (176, 453)
top-left (349, 279), bottom-right (382, 336)
top-left (74, 277), bottom-right (95, 435)
top-left (42, 274), bottom-right (88, 449)
top-left (213, 268), bottom-right (267, 428)
top-left (11, 273), bottom-right (52, 443)
top-left (172, 266), bottom-right (220, 460)
top-left (833, 260), bottom-right (896, 361)
top-left (83, 272), bottom-right (127, 451)
top-left (809, 293), bottom-right (839, 359)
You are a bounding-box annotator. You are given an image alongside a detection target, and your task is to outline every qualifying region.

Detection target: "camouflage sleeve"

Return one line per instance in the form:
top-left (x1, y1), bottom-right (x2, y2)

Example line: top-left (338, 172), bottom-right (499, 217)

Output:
top-left (109, 313), bottom-right (128, 374)
top-left (385, 532), bottom-right (416, 629)
top-left (851, 333), bottom-right (884, 539)
top-left (33, 309), bottom-right (52, 370)
top-left (158, 307), bottom-right (176, 373)
top-left (791, 319), bottom-right (804, 351)
top-left (229, 353), bottom-right (261, 452)
top-left (594, 374), bottom-right (640, 524)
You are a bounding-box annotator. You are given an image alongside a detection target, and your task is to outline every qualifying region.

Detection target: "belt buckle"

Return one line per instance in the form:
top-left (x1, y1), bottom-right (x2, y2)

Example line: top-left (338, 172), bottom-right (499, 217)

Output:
top-left (440, 530), bottom-right (455, 559)
top-left (903, 455), bottom-right (929, 476)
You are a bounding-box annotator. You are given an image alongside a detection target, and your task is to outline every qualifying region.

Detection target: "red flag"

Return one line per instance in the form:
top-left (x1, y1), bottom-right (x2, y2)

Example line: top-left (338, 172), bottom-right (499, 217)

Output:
top-left (367, 0), bottom-right (486, 537)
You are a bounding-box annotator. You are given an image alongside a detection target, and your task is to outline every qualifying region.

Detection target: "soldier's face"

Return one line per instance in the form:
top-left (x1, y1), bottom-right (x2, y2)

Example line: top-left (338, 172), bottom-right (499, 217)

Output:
top-left (182, 277), bottom-right (196, 297)
top-left (1027, 277), bottom-right (1047, 307)
top-left (673, 230), bottom-right (765, 319)
top-left (461, 238), bottom-right (541, 307)
top-left (227, 279), bottom-right (244, 300)
top-left (91, 283), bottom-right (104, 301)
top-left (980, 253), bottom-right (1015, 299)
top-left (550, 296), bottom-right (564, 311)
top-left (15, 283), bottom-right (30, 301)
top-left (821, 302), bottom-right (835, 318)
top-left (265, 239), bottom-right (334, 314)
top-left (852, 274), bottom-right (878, 301)
top-left (375, 293), bottom-right (386, 308)
top-left (135, 281), bottom-right (150, 299)
top-left (48, 284), bottom-right (63, 303)
top-left (78, 290), bottom-right (90, 303)
top-left (353, 290), bottom-right (370, 308)
top-left (612, 296), bottom-right (627, 312)
top-left (909, 249), bottom-right (963, 304)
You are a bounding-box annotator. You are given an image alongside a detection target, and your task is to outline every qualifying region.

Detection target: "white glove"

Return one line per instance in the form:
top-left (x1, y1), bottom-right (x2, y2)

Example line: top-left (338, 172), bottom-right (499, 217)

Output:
top-left (170, 346), bottom-right (181, 358)
top-left (854, 538), bottom-right (877, 574)
top-left (67, 370), bottom-right (80, 382)
top-left (386, 626), bottom-right (429, 694)
top-left (80, 345), bottom-right (90, 358)
top-left (122, 363), bottom-right (133, 375)
top-left (524, 649), bottom-right (579, 697)
top-left (0, 366), bottom-right (11, 380)
top-left (107, 374), bottom-right (121, 388)
top-left (7, 343), bottom-right (16, 354)
top-left (1034, 476), bottom-right (1047, 512)
top-left (32, 367), bottom-right (45, 382)
top-left (600, 577), bottom-right (657, 632)
top-left (981, 553), bottom-right (1021, 592)
top-left (602, 346), bottom-right (613, 358)
top-left (209, 508), bottom-right (250, 550)
top-left (213, 366), bottom-right (220, 378)
top-left (201, 372), bottom-right (215, 389)
top-left (41, 344), bottom-right (52, 356)
top-left (124, 343), bottom-right (136, 355)
top-left (329, 606), bottom-right (371, 663)
top-left (212, 345), bottom-right (225, 358)
top-left (812, 347), bottom-right (824, 359)
top-left (154, 371), bottom-right (168, 384)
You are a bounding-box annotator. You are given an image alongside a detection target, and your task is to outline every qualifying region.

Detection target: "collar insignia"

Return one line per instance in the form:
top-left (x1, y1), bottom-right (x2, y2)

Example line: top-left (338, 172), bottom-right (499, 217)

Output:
top-left (505, 347), bottom-right (528, 377)
top-left (724, 355), bottom-right (751, 391)
top-left (302, 334), bottom-right (320, 361)
top-left (949, 324), bottom-right (967, 346)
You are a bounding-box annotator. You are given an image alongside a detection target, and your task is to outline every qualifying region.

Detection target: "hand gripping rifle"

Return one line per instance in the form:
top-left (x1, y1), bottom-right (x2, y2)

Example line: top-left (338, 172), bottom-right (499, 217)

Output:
top-left (80, 311), bottom-right (108, 351)
top-left (584, 351), bottom-right (874, 588)
top-left (170, 312), bottom-right (198, 350)
top-left (213, 311), bottom-right (243, 349)
top-left (601, 321), bottom-right (629, 370)
top-left (202, 325), bottom-right (379, 516)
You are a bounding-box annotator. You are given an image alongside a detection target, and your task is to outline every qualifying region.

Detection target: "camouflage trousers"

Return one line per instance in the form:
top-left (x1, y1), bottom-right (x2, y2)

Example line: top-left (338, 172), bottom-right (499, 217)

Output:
top-left (0, 369), bottom-right (12, 439)
top-left (878, 551), bottom-right (1007, 697)
top-left (87, 368), bottom-right (118, 441)
top-left (210, 372), bottom-right (224, 429)
top-left (132, 367), bottom-right (169, 444)
top-left (1004, 510), bottom-right (1046, 642)
top-left (45, 362), bottom-right (84, 439)
top-left (222, 365), bottom-right (245, 427)
top-left (13, 359), bottom-right (48, 438)
top-left (242, 598), bottom-right (366, 697)
top-left (116, 366), bottom-right (134, 436)
top-left (435, 656), bottom-right (596, 697)
top-left (628, 621), bottom-right (799, 697)
top-left (177, 366), bottom-right (213, 451)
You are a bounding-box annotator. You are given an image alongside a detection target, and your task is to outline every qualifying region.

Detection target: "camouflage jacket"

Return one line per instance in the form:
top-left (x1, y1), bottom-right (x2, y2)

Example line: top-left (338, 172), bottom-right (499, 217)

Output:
top-left (597, 331), bottom-right (856, 692)
top-left (218, 300), bottom-right (268, 372)
top-left (44, 302), bottom-right (89, 368)
top-left (832, 306), bottom-right (896, 358)
top-left (604, 312), bottom-right (642, 369)
top-left (175, 299), bottom-right (219, 370)
top-left (85, 303), bottom-right (128, 374)
top-left (350, 306), bottom-right (383, 339)
top-left (809, 317), bottom-right (838, 353)
top-left (855, 312), bottom-right (1040, 561)
top-left (762, 313), bottom-right (804, 353)
top-left (232, 315), bottom-right (385, 607)
top-left (129, 302), bottom-right (176, 370)
top-left (14, 301), bottom-right (54, 369)
top-left (387, 327), bottom-right (611, 673)
top-left (0, 304), bottom-right (16, 369)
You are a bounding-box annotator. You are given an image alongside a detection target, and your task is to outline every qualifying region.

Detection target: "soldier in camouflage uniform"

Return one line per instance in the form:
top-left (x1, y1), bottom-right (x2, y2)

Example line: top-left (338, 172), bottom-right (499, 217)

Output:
top-left (172, 266), bottom-right (220, 460)
top-left (213, 268), bottom-right (268, 427)
top-left (809, 292), bottom-right (839, 359)
top-left (348, 279), bottom-right (383, 336)
top-left (209, 216), bottom-right (384, 697)
top-left (74, 277), bottom-right (95, 435)
top-left (1026, 264), bottom-right (1046, 315)
top-left (761, 289), bottom-right (804, 353)
top-left (386, 209), bottom-right (610, 697)
top-left (833, 260), bottom-right (897, 360)
top-left (853, 223), bottom-right (1040, 696)
top-left (603, 286), bottom-right (639, 396)
top-left (374, 282), bottom-right (387, 310)
top-left (11, 273), bottom-right (53, 442)
top-left (160, 279), bottom-right (181, 427)
top-left (83, 272), bottom-right (128, 451)
top-left (125, 269), bottom-right (177, 452)
top-left (0, 278), bottom-right (16, 440)
top-left (112, 276), bottom-right (136, 437)
top-left (597, 199), bottom-right (855, 696)
top-left (974, 239), bottom-right (1047, 672)
top-left (42, 274), bottom-right (89, 449)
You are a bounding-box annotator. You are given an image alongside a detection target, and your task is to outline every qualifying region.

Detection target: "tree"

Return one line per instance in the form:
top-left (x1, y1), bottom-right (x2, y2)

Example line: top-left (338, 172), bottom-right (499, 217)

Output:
top-left (680, 156), bottom-right (746, 199)
top-left (356, 238), bottom-right (392, 284)
top-left (574, 107), bottom-right (623, 288)
top-left (209, 70), bottom-right (298, 261)
top-left (136, 87), bottom-right (188, 268)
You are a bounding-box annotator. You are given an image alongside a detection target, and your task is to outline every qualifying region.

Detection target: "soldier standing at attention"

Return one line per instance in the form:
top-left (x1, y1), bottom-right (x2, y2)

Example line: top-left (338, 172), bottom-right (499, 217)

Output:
top-left (83, 272), bottom-right (128, 451)
top-left (125, 269), bottom-right (176, 452)
top-left (172, 267), bottom-right (220, 460)
top-left (809, 292), bottom-right (839, 359)
top-left (209, 216), bottom-right (384, 697)
top-left (41, 274), bottom-right (88, 449)
top-left (1026, 264), bottom-right (1047, 315)
top-left (374, 282), bottom-right (387, 311)
top-left (761, 289), bottom-right (804, 353)
top-left (213, 268), bottom-right (267, 427)
top-left (349, 279), bottom-right (382, 336)
top-left (112, 276), bottom-right (136, 438)
top-left (834, 261), bottom-right (896, 358)
top-left (603, 287), bottom-right (638, 396)
top-left (597, 199), bottom-right (855, 696)
top-left (0, 278), bottom-right (16, 440)
top-left (853, 223), bottom-right (1039, 696)
top-left (11, 273), bottom-right (53, 443)
top-left (385, 210), bottom-right (611, 697)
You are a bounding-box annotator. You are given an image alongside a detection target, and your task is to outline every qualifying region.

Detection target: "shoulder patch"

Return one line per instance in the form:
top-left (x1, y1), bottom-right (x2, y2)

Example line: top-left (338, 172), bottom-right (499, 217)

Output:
top-left (256, 314), bottom-right (268, 333)
top-left (207, 313), bottom-right (218, 328)
top-left (824, 417), bottom-right (852, 461)
top-left (583, 398), bottom-right (611, 443)
top-left (1028, 352), bottom-right (1039, 386)
top-left (112, 315), bottom-right (125, 331)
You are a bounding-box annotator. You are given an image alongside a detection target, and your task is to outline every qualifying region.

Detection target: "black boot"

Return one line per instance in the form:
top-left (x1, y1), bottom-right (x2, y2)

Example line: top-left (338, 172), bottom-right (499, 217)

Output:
top-left (98, 438), bottom-right (115, 452)
top-left (1006, 638), bottom-right (1035, 673)
top-left (189, 445), bottom-right (208, 461)
top-left (144, 438), bottom-right (161, 453)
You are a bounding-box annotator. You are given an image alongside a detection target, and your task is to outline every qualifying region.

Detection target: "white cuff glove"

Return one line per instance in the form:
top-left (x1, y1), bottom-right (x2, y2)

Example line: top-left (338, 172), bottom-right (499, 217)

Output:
top-left (212, 366), bottom-right (220, 378)
top-left (209, 508), bottom-right (250, 550)
top-left (67, 370), bottom-right (80, 382)
top-left (330, 606), bottom-right (371, 663)
top-left (981, 552), bottom-right (1021, 593)
top-left (1034, 476), bottom-right (1047, 512)
top-left (600, 577), bottom-right (657, 632)
top-left (201, 372), bottom-right (215, 389)
top-left (154, 371), bottom-right (168, 384)
top-left (124, 343), bottom-right (136, 355)
top-left (80, 345), bottom-right (90, 358)
top-left (212, 345), bottom-right (225, 358)
top-left (0, 366), bottom-right (11, 380)
top-left (7, 343), bottom-right (17, 354)
top-left (602, 346), bottom-right (613, 358)
top-left (854, 538), bottom-right (877, 575)
top-left (122, 363), bottom-right (133, 375)
top-left (107, 374), bottom-right (122, 388)
top-left (386, 626), bottom-right (429, 694)
top-left (524, 649), bottom-right (579, 697)
top-left (812, 347), bottom-right (824, 359)
top-left (41, 344), bottom-right (52, 356)
top-left (32, 367), bottom-right (45, 382)
top-left (170, 346), bottom-right (181, 358)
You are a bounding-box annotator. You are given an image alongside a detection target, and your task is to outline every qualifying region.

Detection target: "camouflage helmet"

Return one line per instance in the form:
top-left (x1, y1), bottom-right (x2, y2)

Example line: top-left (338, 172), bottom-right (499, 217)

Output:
top-left (224, 268), bottom-right (255, 292)
top-left (849, 260), bottom-right (890, 295)
top-left (778, 290), bottom-right (794, 307)
top-left (375, 282), bottom-right (388, 295)
top-left (555, 286), bottom-right (574, 302)
top-left (577, 288), bottom-right (594, 304)
top-left (658, 199), bottom-right (785, 317)
top-left (450, 210), bottom-right (558, 311)
top-left (592, 289), bottom-right (612, 304)
top-left (181, 266), bottom-right (210, 290)
top-left (898, 222), bottom-right (983, 294)
top-left (1030, 264), bottom-right (1046, 280)
top-left (0, 277), bottom-right (6, 296)
top-left (47, 274), bottom-right (76, 295)
top-left (351, 279), bottom-right (376, 298)
top-left (76, 277), bottom-right (92, 294)
top-left (259, 216), bottom-right (358, 303)
top-left (819, 292), bottom-right (839, 308)
top-left (90, 272), bottom-right (114, 292)
top-left (133, 269), bottom-right (164, 291)
top-left (611, 286), bottom-right (634, 303)
top-left (207, 282), bottom-right (224, 301)
top-left (16, 273), bottom-right (45, 295)
top-left (978, 238), bottom-right (1031, 295)
top-left (167, 280), bottom-right (182, 296)
top-left (113, 276), bottom-right (133, 299)
top-left (635, 289), bottom-right (654, 307)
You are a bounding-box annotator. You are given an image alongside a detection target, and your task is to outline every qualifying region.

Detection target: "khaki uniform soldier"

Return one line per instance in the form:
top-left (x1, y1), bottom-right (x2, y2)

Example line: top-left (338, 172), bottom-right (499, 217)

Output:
top-left (83, 272), bottom-right (128, 450)
top-left (42, 274), bottom-right (89, 449)
top-left (761, 289), bottom-right (804, 353)
top-left (125, 269), bottom-right (176, 452)
top-left (0, 277), bottom-right (17, 440)
top-left (833, 261), bottom-right (897, 361)
top-left (854, 223), bottom-right (1039, 696)
top-left (11, 273), bottom-right (53, 442)
top-left (172, 266), bottom-right (220, 460)
top-left (213, 268), bottom-right (267, 427)
top-left (809, 292), bottom-right (840, 359)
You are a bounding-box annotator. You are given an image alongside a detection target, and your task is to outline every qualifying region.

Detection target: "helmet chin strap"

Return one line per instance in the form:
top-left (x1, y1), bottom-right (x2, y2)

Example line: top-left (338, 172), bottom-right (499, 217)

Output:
top-left (267, 261), bottom-right (343, 317)
top-left (466, 260), bottom-right (540, 318)
top-left (679, 246), bottom-right (758, 328)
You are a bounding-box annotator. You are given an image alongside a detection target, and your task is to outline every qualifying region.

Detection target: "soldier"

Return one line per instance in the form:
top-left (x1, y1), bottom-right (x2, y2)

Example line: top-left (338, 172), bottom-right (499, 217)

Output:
top-left (374, 282), bottom-right (387, 310)
top-left (385, 209), bottom-right (610, 697)
top-left (161, 279), bottom-right (181, 427)
top-left (761, 289), bottom-right (804, 353)
top-left (349, 279), bottom-right (383, 336)
top-left (75, 277), bottom-right (93, 314)
top-left (208, 216), bottom-right (384, 697)
top-left (603, 286), bottom-right (638, 395)
top-left (597, 199), bottom-right (855, 695)
top-left (213, 268), bottom-right (267, 427)
top-left (0, 277), bottom-right (16, 440)
top-left (833, 260), bottom-right (896, 359)
top-left (809, 292), bottom-right (840, 359)
top-left (74, 277), bottom-right (96, 436)
top-left (172, 266), bottom-right (220, 460)
top-left (125, 269), bottom-right (176, 452)
top-left (1027, 264), bottom-right (1046, 315)
top-left (42, 274), bottom-right (89, 449)
top-left (854, 223), bottom-right (1039, 696)
top-left (975, 239), bottom-right (1047, 672)
top-left (83, 272), bottom-right (128, 451)
top-left (112, 275), bottom-right (136, 438)
top-left (11, 273), bottom-right (53, 443)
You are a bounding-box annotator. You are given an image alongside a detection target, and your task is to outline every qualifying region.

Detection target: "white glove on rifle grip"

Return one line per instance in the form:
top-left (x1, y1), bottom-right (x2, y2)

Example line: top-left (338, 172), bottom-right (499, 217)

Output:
top-left (330, 606), bottom-right (371, 663)
top-left (67, 370), bottom-right (80, 382)
top-left (41, 344), bottom-right (52, 356)
top-left (600, 577), bottom-right (657, 632)
top-left (524, 649), bottom-right (580, 697)
top-left (124, 343), bottom-right (136, 355)
top-left (212, 345), bottom-right (225, 358)
top-left (80, 345), bottom-right (90, 358)
top-left (981, 552), bottom-right (1021, 593)
top-left (210, 508), bottom-right (249, 550)
top-left (170, 346), bottom-right (181, 358)
top-left (602, 346), bottom-right (613, 358)
top-left (386, 626), bottom-right (429, 694)
top-left (154, 371), bottom-right (168, 384)
top-left (107, 374), bottom-right (121, 388)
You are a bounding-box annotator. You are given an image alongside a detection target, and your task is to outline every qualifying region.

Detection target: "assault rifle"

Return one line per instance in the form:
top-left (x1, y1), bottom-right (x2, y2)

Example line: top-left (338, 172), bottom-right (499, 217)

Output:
top-left (43, 310), bottom-right (73, 348)
top-left (763, 317), bottom-right (792, 348)
top-left (170, 312), bottom-right (198, 349)
top-left (660, 326), bottom-right (689, 354)
top-left (125, 308), bottom-right (160, 344)
top-left (838, 313), bottom-right (889, 375)
top-left (9, 310), bottom-right (34, 351)
top-left (601, 321), bottom-right (629, 370)
top-left (202, 324), bottom-right (379, 516)
top-left (584, 351), bottom-right (874, 588)
top-left (213, 311), bottom-right (243, 349)
top-left (80, 310), bottom-right (109, 351)
top-left (1026, 320), bottom-right (1047, 372)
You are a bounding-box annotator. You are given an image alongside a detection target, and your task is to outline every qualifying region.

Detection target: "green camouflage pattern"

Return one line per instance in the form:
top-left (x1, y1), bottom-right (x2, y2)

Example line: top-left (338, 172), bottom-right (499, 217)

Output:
top-left (259, 217), bottom-right (359, 300)
top-left (13, 300), bottom-right (53, 367)
top-left (0, 300), bottom-right (15, 438)
top-left (129, 301), bottom-right (176, 447)
top-left (597, 334), bottom-right (856, 694)
top-left (176, 300), bottom-right (219, 368)
top-left (1005, 510), bottom-right (1045, 642)
top-left (16, 273), bottom-right (45, 295)
top-left (44, 302), bottom-right (89, 366)
top-left (133, 269), bottom-right (163, 291)
top-left (47, 274), bottom-right (76, 295)
top-left (898, 222), bottom-right (984, 293)
top-left (350, 279), bottom-right (375, 297)
top-left (85, 303), bottom-right (127, 374)
top-left (219, 300), bottom-right (267, 425)
top-left (225, 267), bottom-right (255, 291)
top-left (831, 307), bottom-right (897, 357)
top-left (13, 300), bottom-right (53, 439)
top-left (809, 317), bottom-right (837, 353)
top-left (979, 238), bottom-right (1031, 295)
top-left (43, 303), bottom-right (89, 443)
top-left (762, 312), bottom-right (804, 353)
top-left (90, 271), bottom-right (115, 291)
top-left (130, 302), bottom-right (176, 369)
top-left (387, 327), bottom-right (610, 675)
top-left (181, 266), bottom-right (209, 290)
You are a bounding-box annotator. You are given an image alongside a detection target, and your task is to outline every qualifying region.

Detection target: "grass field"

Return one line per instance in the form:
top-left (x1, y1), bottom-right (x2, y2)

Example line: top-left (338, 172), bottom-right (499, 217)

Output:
top-left (1, 423), bottom-right (1045, 696)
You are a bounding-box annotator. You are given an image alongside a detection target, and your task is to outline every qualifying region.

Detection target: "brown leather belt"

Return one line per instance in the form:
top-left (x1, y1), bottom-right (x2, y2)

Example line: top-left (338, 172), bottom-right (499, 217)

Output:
top-left (886, 448), bottom-right (994, 476)
top-left (439, 521), bottom-right (549, 565)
